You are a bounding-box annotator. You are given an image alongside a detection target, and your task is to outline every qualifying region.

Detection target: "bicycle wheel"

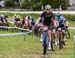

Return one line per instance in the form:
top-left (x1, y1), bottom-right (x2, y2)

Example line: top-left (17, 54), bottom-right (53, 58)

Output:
top-left (62, 32), bottom-right (65, 46)
top-left (58, 32), bottom-right (63, 49)
top-left (51, 32), bottom-right (55, 51)
top-left (65, 29), bottom-right (70, 39)
top-left (43, 31), bottom-right (47, 55)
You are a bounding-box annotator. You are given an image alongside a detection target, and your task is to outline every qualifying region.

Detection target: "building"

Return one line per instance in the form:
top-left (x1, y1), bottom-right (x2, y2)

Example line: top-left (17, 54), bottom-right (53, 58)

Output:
top-left (67, 0), bottom-right (75, 10)
top-left (0, 0), bottom-right (5, 7)
top-left (68, 0), bottom-right (75, 6)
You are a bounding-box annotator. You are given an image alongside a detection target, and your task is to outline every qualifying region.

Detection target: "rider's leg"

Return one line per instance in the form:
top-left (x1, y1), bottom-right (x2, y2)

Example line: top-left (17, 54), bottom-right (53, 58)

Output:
top-left (62, 27), bottom-right (67, 41)
top-left (62, 29), bottom-right (65, 45)
top-left (48, 30), bottom-right (51, 50)
top-left (57, 27), bottom-right (62, 44)
top-left (40, 32), bottom-right (43, 42)
top-left (40, 27), bottom-right (43, 42)
top-left (53, 29), bottom-right (56, 41)
top-left (52, 28), bottom-right (58, 45)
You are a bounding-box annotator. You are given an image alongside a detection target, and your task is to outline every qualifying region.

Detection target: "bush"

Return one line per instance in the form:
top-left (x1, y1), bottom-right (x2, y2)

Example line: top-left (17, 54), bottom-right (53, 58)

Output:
top-left (32, 2), bottom-right (42, 11)
top-left (61, 0), bottom-right (67, 10)
top-left (63, 14), bottom-right (75, 21)
top-left (5, 1), bottom-right (15, 7)
top-left (21, 2), bottom-right (33, 9)
top-left (14, 2), bottom-right (20, 8)
top-left (41, 0), bottom-right (67, 10)
top-left (55, 14), bottom-right (75, 21)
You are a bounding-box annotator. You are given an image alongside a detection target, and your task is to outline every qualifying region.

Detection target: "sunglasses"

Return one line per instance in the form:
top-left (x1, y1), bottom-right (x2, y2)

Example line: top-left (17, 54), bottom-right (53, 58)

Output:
top-left (46, 9), bottom-right (50, 10)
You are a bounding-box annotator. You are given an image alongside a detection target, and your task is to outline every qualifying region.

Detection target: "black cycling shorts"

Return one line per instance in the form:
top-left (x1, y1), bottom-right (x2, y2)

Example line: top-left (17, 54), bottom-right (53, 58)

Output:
top-left (48, 25), bottom-right (55, 30)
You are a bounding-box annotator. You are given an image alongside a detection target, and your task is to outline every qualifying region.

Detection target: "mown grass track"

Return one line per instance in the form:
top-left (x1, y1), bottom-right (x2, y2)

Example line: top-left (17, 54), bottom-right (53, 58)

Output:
top-left (0, 13), bottom-right (74, 58)
top-left (0, 29), bottom-right (74, 58)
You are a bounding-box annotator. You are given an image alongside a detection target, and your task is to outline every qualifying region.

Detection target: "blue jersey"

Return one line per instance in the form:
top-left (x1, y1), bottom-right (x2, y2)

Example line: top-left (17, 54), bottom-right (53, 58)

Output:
top-left (31, 19), bottom-right (35, 25)
top-left (56, 16), bottom-right (66, 26)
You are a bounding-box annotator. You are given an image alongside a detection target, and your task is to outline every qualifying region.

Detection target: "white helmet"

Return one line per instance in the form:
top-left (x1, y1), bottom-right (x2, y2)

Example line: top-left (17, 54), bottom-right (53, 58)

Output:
top-left (57, 13), bottom-right (62, 17)
top-left (45, 5), bottom-right (51, 10)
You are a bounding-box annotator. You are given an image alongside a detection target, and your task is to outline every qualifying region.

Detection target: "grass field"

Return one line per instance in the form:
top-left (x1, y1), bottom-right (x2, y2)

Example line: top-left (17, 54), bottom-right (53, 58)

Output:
top-left (0, 29), bottom-right (74, 58)
top-left (0, 13), bottom-right (74, 58)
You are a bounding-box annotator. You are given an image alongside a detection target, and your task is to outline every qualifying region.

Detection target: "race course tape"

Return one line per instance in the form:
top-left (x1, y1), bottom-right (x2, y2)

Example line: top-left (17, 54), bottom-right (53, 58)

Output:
top-left (0, 26), bottom-right (75, 30)
top-left (0, 26), bottom-right (32, 36)
top-left (0, 26), bottom-right (74, 36)
top-left (0, 26), bottom-right (30, 31)
top-left (0, 31), bottom-right (32, 36)
top-left (68, 27), bottom-right (75, 29)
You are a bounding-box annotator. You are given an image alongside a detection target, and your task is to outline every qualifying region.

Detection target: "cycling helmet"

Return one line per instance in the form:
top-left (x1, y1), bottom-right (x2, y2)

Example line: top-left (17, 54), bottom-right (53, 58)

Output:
top-left (56, 13), bottom-right (62, 17)
top-left (45, 5), bottom-right (51, 10)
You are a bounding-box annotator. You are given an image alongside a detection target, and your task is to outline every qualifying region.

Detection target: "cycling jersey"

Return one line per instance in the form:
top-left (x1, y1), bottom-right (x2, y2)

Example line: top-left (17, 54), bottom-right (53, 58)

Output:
top-left (22, 16), bottom-right (29, 25)
top-left (31, 19), bottom-right (35, 26)
top-left (40, 12), bottom-right (54, 26)
top-left (56, 16), bottom-right (66, 27)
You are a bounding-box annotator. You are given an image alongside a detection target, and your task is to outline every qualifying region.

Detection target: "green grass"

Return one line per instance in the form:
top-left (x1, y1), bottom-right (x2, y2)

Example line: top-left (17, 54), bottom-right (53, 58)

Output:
top-left (0, 29), bottom-right (74, 58)
top-left (69, 21), bottom-right (75, 27)
top-left (0, 13), bottom-right (74, 58)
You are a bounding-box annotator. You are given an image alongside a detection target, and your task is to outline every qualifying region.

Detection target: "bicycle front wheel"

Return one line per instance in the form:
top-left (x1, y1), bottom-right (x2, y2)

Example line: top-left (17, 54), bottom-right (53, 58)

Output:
top-left (65, 29), bottom-right (70, 39)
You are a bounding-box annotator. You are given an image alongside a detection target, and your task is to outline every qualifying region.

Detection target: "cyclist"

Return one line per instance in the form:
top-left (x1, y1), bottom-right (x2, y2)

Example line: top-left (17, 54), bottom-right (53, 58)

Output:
top-left (0, 14), bottom-right (5, 26)
top-left (35, 5), bottom-right (55, 55)
top-left (22, 16), bottom-right (31, 29)
top-left (56, 13), bottom-right (68, 43)
top-left (13, 14), bottom-right (21, 27)
top-left (30, 17), bottom-right (35, 29)
top-left (4, 15), bottom-right (9, 26)
top-left (64, 20), bottom-right (69, 28)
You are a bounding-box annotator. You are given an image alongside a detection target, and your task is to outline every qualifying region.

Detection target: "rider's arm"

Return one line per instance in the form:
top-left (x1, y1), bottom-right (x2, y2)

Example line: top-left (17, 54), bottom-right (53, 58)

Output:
top-left (35, 17), bottom-right (41, 25)
top-left (61, 16), bottom-right (66, 21)
top-left (55, 17), bottom-right (59, 27)
top-left (35, 12), bottom-right (45, 26)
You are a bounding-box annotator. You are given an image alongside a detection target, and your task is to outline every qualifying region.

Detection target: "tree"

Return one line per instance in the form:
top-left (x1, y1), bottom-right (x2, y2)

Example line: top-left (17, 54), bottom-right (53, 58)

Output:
top-left (21, 0), bottom-right (34, 9)
top-left (61, 0), bottom-right (68, 10)
top-left (5, 0), bottom-right (15, 7)
top-left (41, 0), bottom-right (68, 10)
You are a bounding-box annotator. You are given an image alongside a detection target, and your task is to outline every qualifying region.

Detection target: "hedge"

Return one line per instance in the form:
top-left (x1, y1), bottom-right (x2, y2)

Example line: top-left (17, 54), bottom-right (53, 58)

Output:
top-left (41, 0), bottom-right (68, 10)
top-left (0, 13), bottom-right (75, 21)
top-left (5, 1), bottom-right (15, 7)
top-left (62, 14), bottom-right (75, 21)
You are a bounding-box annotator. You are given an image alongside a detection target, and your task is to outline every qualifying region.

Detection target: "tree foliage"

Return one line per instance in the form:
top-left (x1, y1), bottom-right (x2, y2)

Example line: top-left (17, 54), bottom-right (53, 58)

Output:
top-left (5, 0), bottom-right (68, 10)
top-left (41, 0), bottom-right (67, 10)
top-left (5, 0), bottom-right (15, 7)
